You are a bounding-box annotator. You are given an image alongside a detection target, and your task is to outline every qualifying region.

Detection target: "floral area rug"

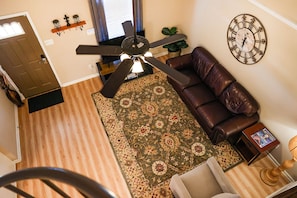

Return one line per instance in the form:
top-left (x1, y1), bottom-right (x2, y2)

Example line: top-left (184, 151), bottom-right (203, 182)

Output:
top-left (92, 72), bottom-right (242, 197)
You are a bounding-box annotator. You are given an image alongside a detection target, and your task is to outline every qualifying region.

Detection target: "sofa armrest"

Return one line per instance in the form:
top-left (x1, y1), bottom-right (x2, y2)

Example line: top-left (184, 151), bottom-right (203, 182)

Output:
top-left (169, 174), bottom-right (192, 198)
top-left (207, 157), bottom-right (237, 194)
top-left (166, 54), bottom-right (192, 70)
top-left (213, 114), bottom-right (259, 144)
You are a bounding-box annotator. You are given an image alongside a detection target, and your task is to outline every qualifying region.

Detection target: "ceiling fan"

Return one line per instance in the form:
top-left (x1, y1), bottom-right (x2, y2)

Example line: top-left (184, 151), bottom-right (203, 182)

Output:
top-left (76, 0), bottom-right (190, 98)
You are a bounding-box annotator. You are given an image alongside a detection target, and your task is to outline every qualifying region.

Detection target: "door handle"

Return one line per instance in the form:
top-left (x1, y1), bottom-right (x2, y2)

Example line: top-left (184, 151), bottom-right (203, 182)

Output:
top-left (40, 54), bottom-right (48, 64)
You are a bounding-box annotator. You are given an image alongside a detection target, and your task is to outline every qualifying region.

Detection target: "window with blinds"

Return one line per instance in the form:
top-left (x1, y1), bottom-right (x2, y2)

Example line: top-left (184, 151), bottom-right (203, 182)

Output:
top-left (102, 0), bottom-right (133, 39)
top-left (89, 0), bottom-right (143, 42)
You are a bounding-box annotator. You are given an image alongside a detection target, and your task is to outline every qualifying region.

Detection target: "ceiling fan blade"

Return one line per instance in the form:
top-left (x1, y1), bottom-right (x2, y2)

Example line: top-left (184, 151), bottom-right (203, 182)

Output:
top-left (122, 21), bottom-right (134, 37)
top-left (100, 59), bottom-right (134, 98)
top-left (76, 45), bottom-right (123, 56)
top-left (149, 34), bottom-right (187, 48)
top-left (145, 57), bottom-right (190, 85)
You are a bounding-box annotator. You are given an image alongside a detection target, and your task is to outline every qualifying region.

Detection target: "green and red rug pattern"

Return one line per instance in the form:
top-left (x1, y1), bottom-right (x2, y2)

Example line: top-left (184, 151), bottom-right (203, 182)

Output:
top-left (92, 72), bottom-right (242, 197)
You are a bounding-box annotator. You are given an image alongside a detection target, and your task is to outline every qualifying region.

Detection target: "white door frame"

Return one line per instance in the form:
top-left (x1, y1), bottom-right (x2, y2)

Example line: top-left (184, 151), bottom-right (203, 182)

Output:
top-left (0, 12), bottom-right (61, 98)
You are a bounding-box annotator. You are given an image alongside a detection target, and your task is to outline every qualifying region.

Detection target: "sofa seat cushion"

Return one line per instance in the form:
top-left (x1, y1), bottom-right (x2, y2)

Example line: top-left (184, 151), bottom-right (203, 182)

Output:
top-left (183, 84), bottom-right (216, 108)
top-left (180, 163), bottom-right (223, 198)
top-left (196, 101), bottom-right (232, 129)
top-left (204, 63), bottom-right (236, 96)
top-left (220, 82), bottom-right (259, 117)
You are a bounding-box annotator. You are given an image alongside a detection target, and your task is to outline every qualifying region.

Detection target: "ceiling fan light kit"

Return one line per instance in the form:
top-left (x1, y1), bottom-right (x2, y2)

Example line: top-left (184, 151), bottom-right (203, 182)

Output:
top-left (131, 58), bottom-right (143, 73)
top-left (76, 0), bottom-right (190, 98)
top-left (120, 50), bottom-right (152, 73)
top-left (120, 53), bottom-right (130, 61)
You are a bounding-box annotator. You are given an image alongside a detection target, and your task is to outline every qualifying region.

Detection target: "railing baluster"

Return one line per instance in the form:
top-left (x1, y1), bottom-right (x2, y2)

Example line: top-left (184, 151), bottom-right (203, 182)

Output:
top-left (41, 179), bottom-right (71, 198)
top-left (79, 190), bottom-right (88, 198)
top-left (0, 167), bottom-right (118, 198)
top-left (5, 184), bottom-right (35, 198)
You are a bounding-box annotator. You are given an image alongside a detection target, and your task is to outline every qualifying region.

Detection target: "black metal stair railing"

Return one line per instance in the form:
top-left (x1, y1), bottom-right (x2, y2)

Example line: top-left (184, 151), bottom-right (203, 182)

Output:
top-left (0, 167), bottom-right (118, 198)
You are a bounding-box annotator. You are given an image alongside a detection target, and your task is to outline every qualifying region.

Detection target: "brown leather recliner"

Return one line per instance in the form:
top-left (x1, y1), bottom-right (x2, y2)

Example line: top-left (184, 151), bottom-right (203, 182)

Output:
top-left (167, 47), bottom-right (259, 144)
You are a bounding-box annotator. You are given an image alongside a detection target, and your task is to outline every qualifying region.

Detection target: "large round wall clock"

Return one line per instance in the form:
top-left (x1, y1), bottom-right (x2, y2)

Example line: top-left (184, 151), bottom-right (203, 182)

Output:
top-left (227, 14), bottom-right (267, 65)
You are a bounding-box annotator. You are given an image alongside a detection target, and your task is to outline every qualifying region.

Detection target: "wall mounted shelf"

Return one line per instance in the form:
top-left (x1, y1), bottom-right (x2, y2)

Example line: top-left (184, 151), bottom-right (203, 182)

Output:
top-left (51, 21), bottom-right (86, 34)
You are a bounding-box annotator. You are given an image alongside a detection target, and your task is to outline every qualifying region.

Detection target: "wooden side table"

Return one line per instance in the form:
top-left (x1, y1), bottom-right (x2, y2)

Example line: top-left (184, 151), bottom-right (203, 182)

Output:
top-left (235, 122), bottom-right (280, 165)
top-left (96, 61), bottom-right (118, 83)
top-left (96, 61), bottom-right (154, 83)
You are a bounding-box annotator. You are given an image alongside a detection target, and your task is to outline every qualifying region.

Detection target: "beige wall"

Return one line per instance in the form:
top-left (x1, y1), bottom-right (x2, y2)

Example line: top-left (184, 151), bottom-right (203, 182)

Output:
top-left (253, 0), bottom-right (297, 23)
top-left (0, 89), bottom-right (18, 161)
top-left (142, 0), bottom-right (193, 55)
top-left (1, 0), bottom-right (297, 179)
top-left (180, 0), bottom-right (297, 179)
top-left (0, 152), bottom-right (15, 198)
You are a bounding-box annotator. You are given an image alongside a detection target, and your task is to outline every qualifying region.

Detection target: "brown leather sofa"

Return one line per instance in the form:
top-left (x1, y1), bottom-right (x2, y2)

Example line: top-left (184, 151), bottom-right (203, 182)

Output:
top-left (167, 47), bottom-right (259, 144)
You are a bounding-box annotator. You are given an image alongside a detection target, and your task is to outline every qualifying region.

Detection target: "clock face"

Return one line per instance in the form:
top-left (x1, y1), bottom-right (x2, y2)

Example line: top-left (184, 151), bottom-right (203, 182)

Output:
top-left (227, 14), bottom-right (267, 65)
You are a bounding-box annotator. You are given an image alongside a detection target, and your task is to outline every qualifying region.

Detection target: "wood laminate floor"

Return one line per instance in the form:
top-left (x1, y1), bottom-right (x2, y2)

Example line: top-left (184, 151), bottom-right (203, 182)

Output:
top-left (16, 59), bottom-right (289, 197)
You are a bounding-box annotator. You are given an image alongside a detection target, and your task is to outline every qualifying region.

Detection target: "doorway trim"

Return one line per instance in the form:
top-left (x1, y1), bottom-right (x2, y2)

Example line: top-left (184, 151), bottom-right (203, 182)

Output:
top-left (0, 12), bottom-right (61, 94)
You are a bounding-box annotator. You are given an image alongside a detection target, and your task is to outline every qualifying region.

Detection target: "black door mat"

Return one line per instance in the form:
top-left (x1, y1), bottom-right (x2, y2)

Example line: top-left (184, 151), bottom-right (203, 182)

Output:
top-left (28, 89), bottom-right (64, 113)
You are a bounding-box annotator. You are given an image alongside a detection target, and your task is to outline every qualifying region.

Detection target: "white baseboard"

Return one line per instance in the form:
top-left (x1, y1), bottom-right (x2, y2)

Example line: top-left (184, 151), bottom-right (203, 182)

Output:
top-left (14, 106), bottom-right (21, 164)
top-left (62, 73), bottom-right (99, 87)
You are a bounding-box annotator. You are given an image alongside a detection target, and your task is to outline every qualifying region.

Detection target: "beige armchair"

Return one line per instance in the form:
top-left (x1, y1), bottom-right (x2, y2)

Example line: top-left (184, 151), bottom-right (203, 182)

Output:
top-left (169, 157), bottom-right (240, 198)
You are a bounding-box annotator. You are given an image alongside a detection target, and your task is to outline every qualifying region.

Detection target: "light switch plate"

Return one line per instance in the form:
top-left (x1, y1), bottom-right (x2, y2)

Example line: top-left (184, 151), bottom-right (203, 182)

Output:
top-left (44, 39), bottom-right (54, 46)
top-left (87, 28), bottom-right (95, 35)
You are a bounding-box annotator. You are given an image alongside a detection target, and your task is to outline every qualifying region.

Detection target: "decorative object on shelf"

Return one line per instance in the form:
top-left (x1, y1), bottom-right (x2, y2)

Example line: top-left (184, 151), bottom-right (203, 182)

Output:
top-left (0, 74), bottom-right (24, 107)
top-left (73, 14), bottom-right (80, 24)
top-left (51, 14), bottom-right (86, 36)
top-left (260, 135), bottom-right (297, 186)
top-left (52, 19), bottom-right (61, 36)
top-left (52, 19), bottom-right (60, 28)
top-left (63, 14), bottom-right (71, 26)
top-left (227, 14), bottom-right (267, 65)
top-left (161, 26), bottom-right (188, 58)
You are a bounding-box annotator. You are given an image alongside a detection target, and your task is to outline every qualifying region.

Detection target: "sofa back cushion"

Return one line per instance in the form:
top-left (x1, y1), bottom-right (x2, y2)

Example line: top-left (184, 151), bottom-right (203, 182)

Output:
top-left (192, 47), bottom-right (218, 80)
top-left (219, 82), bottom-right (259, 116)
top-left (204, 63), bottom-right (236, 96)
top-left (166, 54), bottom-right (193, 70)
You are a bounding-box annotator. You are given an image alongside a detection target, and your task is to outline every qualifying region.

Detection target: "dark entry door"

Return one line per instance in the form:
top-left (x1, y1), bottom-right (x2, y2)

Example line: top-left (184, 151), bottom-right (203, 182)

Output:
top-left (0, 15), bottom-right (60, 98)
